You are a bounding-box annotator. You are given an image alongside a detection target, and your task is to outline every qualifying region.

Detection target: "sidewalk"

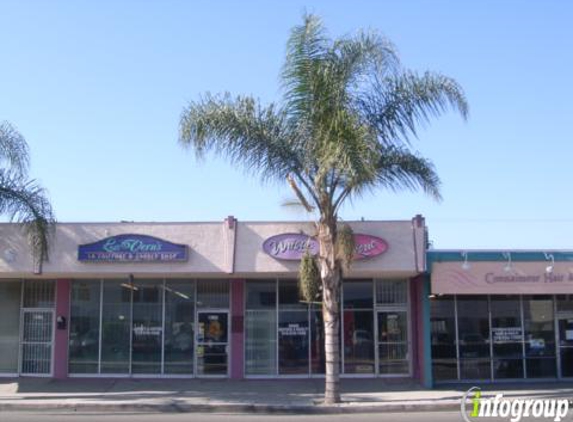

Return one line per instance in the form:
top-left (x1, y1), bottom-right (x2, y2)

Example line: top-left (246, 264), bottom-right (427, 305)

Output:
top-left (1, 378), bottom-right (573, 414)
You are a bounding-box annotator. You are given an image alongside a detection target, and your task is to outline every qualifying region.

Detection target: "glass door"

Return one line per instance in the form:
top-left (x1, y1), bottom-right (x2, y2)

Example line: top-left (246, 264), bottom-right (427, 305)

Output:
top-left (558, 317), bottom-right (573, 377)
top-left (20, 310), bottom-right (54, 375)
top-left (196, 311), bottom-right (229, 376)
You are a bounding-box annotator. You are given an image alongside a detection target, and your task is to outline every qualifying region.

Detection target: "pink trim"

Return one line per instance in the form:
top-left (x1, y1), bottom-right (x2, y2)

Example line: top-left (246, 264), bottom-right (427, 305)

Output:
top-left (230, 279), bottom-right (245, 379)
top-left (53, 279), bottom-right (71, 379)
top-left (410, 276), bottom-right (423, 383)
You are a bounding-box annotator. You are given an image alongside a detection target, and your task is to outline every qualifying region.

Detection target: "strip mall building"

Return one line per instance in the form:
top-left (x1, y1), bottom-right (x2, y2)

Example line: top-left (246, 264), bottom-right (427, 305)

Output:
top-left (0, 216), bottom-right (571, 387)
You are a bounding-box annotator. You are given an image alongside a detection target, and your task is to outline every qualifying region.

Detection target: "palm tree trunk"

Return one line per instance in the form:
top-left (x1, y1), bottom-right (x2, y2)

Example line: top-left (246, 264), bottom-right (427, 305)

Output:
top-left (318, 218), bottom-right (341, 404)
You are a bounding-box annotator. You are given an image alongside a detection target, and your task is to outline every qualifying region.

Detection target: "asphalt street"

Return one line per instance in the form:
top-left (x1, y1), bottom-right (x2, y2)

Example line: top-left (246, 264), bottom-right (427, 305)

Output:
top-left (0, 412), bottom-right (544, 422)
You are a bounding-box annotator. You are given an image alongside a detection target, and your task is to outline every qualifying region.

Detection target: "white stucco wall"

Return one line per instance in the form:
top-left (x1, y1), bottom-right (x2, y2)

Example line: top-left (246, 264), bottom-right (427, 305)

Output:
top-left (0, 217), bottom-right (426, 279)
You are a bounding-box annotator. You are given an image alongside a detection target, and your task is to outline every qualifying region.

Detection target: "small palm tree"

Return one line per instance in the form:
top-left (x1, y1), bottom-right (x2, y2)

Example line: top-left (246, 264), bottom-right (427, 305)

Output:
top-left (179, 14), bottom-right (467, 403)
top-left (0, 121), bottom-right (55, 269)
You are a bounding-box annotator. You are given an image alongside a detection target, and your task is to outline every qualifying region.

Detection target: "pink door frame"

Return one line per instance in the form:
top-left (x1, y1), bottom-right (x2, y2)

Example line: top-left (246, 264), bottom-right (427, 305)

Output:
top-left (53, 279), bottom-right (71, 379)
top-left (230, 279), bottom-right (245, 379)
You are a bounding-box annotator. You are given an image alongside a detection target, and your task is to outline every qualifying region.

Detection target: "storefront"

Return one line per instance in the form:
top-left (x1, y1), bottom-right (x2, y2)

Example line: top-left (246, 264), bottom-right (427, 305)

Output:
top-left (428, 251), bottom-right (573, 384)
top-left (0, 216), bottom-right (427, 381)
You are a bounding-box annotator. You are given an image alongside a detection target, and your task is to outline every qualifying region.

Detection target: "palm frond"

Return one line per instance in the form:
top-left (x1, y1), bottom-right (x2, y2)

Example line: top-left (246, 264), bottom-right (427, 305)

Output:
top-left (374, 145), bottom-right (442, 200)
top-left (0, 121), bottom-right (30, 180)
top-left (0, 171), bottom-right (55, 264)
top-left (358, 71), bottom-right (468, 146)
top-left (281, 13), bottom-right (329, 121)
top-left (179, 93), bottom-right (302, 185)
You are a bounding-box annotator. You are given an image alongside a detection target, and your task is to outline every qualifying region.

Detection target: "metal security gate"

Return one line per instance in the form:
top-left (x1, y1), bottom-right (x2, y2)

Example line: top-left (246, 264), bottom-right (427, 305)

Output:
top-left (20, 310), bottom-right (54, 375)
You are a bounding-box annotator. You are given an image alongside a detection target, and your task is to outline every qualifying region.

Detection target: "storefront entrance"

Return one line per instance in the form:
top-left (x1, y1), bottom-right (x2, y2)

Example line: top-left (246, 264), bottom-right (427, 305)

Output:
top-left (20, 280), bottom-right (56, 376)
top-left (20, 310), bottom-right (54, 375)
top-left (196, 311), bottom-right (229, 376)
top-left (558, 317), bottom-right (573, 378)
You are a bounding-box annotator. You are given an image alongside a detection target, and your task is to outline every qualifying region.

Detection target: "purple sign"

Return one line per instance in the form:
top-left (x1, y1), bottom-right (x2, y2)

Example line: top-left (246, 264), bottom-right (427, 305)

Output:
top-left (262, 233), bottom-right (388, 261)
top-left (262, 233), bottom-right (319, 261)
top-left (78, 234), bottom-right (188, 262)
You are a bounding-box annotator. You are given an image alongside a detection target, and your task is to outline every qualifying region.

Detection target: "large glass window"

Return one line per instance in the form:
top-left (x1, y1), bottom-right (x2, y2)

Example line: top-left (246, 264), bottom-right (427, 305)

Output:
top-left (430, 294), bottom-right (561, 383)
top-left (524, 295), bottom-right (556, 378)
top-left (343, 281), bottom-right (374, 374)
top-left (310, 304), bottom-right (325, 374)
top-left (457, 296), bottom-right (491, 380)
top-left (245, 281), bottom-right (277, 376)
top-left (278, 282), bottom-right (309, 375)
top-left (430, 296), bottom-right (457, 381)
top-left (164, 280), bottom-right (195, 375)
top-left (69, 280), bottom-right (101, 374)
top-left (0, 281), bottom-right (21, 374)
top-left (100, 280), bottom-right (132, 374)
top-left (344, 280), bottom-right (373, 309)
top-left (131, 279), bottom-right (163, 374)
top-left (491, 296), bottom-right (524, 379)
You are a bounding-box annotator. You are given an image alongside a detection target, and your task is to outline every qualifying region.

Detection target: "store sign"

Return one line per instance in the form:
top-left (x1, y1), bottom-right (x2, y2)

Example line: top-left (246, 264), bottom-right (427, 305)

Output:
top-left (262, 233), bottom-right (388, 261)
top-left (492, 327), bottom-right (522, 343)
top-left (262, 233), bottom-right (319, 261)
top-left (78, 234), bottom-right (188, 262)
top-left (278, 323), bottom-right (308, 336)
top-left (432, 262), bottom-right (573, 294)
top-left (353, 234), bottom-right (389, 260)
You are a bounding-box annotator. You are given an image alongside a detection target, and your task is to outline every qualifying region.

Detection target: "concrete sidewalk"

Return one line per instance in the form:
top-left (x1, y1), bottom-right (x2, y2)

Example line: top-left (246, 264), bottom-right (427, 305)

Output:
top-left (1, 378), bottom-right (573, 414)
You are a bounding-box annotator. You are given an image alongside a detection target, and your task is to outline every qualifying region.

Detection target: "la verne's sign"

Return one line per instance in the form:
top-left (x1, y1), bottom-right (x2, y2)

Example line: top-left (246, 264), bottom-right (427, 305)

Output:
top-left (78, 234), bottom-right (188, 262)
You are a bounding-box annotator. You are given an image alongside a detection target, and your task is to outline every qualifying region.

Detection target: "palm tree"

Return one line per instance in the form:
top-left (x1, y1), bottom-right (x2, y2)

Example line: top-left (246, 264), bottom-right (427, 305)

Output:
top-left (179, 14), bottom-right (468, 403)
top-left (0, 121), bottom-right (55, 270)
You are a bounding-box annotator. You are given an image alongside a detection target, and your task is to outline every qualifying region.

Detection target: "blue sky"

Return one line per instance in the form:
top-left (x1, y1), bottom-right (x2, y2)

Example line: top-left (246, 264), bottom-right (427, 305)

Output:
top-left (1, 0), bottom-right (572, 249)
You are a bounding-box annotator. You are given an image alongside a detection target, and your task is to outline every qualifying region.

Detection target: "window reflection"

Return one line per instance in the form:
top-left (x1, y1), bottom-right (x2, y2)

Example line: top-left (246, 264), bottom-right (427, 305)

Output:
top-left (164, 280), bottom-right (195, 374)
top-left (100, 280), bottom-right (132, 374)
top-left (69, 280), bottom-right (100, 374)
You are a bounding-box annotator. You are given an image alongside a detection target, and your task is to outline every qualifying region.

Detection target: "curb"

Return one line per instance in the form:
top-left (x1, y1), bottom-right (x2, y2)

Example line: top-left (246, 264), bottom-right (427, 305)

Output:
top-left (0, 400), bottom-right (463, 414)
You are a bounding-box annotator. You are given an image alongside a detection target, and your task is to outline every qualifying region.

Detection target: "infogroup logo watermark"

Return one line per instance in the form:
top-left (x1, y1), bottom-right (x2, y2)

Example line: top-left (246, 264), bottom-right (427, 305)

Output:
top-left (461, 387), bottom-right (570, 422)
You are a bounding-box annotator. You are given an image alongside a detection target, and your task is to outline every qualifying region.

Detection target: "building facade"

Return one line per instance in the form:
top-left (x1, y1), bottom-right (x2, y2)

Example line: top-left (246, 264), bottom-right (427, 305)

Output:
top-left (0, 216), bottom-right (429, 383)
top-left (428, 251), bottom-right (573, 385)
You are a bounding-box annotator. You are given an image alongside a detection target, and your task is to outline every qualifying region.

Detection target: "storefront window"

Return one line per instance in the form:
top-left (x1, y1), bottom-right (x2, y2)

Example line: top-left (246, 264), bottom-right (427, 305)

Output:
top-left (278, 283), bottom-right (308, 375)
top-left (430, 296), bottom-right (457, 381)
top-left (343, 281), bottom-right (374, 374)
top-left (343, 310), bottom-right (374, 373)
top-left (491, 296), bottom-right (524, 379)
top-left (0, 281), bottom-right (21, 374)
top-left (278, 310), bottom-right (309, 374)
top-left (164, 280), bottom-right (195, 374)
top-left (245, 281), bottom-right (277, 375)
top-left (131, 280), bottom-right (163, 374)
top-left (69, 280), bottom-right (101, 374)
top-left (457, 296), bottom-right (490, 379)
top-left (100, 280), bottom-right (132, 374)
top-left (310, 305), bottom-right (326, 374)
top-left (344, 280), bottom-right (373, 309)
top-left (523, 296), bottom-right (556, 378)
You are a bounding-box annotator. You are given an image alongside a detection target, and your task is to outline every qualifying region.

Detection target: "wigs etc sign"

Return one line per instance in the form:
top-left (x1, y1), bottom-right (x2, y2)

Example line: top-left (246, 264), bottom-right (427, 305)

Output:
top-left (262, 233), bottom-right (388, 261)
